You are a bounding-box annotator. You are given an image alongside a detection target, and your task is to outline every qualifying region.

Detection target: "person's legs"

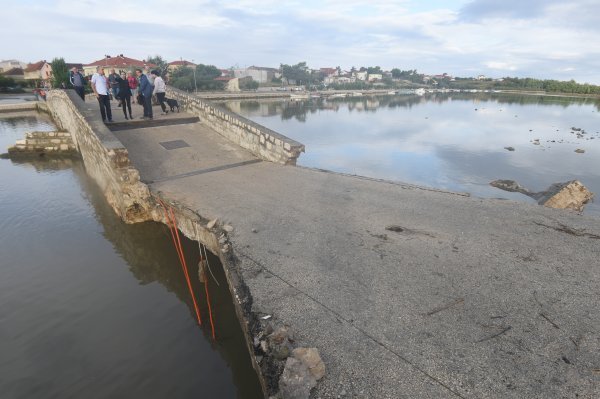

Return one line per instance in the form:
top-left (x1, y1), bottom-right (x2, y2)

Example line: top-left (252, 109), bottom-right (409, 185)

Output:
top-left (144, 94), bottom-right (153, 118)
top-left (125, 96), bottom-right (132, 118)
top-left (157, 92), bottom-right (167, 113)
top-left (121, 98), bottom-right (128, 119)
top-left (75, 86), bottom-right (85, 100)
top-left (97, 95), bottom-right (106, 120)
top-left (102, 95), bottom-right (112, 121)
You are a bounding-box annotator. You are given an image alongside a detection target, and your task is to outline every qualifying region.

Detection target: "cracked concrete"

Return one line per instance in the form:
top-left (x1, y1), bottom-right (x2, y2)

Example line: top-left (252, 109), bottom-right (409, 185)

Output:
top-left (113, 111), bottom-right (600, 398)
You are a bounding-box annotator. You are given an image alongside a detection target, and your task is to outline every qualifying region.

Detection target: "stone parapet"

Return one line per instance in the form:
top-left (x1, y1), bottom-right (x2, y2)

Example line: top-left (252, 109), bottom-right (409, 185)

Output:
top-left (45, 89), bottom-right (152, 223)
top-left (8, 130), bottom-right (77, 156)
top-left (165, 87), bottom-right (305, 165)
top-left (0, 101), bottom-right (47, 113)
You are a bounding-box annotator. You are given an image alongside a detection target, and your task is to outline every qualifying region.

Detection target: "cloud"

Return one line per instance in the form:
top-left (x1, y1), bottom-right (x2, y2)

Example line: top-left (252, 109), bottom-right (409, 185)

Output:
top-left (1, 0), bottom-right (600, 84)
top-left (458, 0), bottom-right (560, 21)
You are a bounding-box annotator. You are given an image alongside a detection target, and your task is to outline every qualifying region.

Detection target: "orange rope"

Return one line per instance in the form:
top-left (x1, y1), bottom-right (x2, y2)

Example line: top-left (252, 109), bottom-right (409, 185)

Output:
top-left (158, 198), bottom-right (202, 326)
top-left (202, 260), bottom-right (216, 340)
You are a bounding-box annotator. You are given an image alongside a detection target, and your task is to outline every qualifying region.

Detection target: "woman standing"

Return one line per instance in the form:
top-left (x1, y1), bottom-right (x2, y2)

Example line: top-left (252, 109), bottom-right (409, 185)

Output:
top-left (116, 72), bottom-right (133, 120)
top-left (127, 71), bottom-right (138, 102)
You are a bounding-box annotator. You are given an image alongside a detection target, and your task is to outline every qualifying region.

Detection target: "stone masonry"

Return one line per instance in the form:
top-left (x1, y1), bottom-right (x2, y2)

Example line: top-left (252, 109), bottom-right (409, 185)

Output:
top-left (45, 89), bottom-right (153, 223)
top-left (8, 130), bottom-right (77, 156)
top-left (165, 87), bottom-right (305, 165)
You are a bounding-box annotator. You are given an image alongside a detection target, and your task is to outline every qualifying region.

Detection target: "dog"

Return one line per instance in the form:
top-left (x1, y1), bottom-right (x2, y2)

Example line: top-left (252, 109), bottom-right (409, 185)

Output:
top-left (165, 98), bottom-right (180, 113)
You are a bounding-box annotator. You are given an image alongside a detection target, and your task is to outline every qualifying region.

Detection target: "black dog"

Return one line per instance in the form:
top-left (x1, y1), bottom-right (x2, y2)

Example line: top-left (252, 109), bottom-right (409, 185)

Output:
top-left (165, 98), bottom-right (180, 113)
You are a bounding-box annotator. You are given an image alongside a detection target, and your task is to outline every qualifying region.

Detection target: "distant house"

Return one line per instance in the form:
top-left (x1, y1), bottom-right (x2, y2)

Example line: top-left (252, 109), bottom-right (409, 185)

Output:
top-left (1, 67), bottom-right (25, 81)
top-left (24, 60), bottom-right (52, 81)
top-left (167, 60), bottom-right (196, 74)
top-left (367, 73), bottom-right (383, 82)
top-left (83, 55), bottom-right (156, 77)
top-left (320, 67), bottom-right (338, 77)
top-left (354, 71), bottom-right (368, 81)
top-left (233, 66), bottom-right (280, 84)
top-left (215, 76), bottom-right (240, 92)
top-left (477, 75), bottom-right (487, 80)
top-left (0, 59), bottom-right (27, 73)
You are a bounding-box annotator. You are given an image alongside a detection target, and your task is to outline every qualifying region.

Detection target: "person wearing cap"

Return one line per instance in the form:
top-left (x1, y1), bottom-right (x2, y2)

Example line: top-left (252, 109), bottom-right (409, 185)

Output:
top-left (69, 67), bottom-right (86, 100)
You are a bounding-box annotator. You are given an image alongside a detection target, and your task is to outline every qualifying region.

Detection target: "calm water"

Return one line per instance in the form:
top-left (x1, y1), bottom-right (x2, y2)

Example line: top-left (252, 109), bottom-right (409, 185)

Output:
top-left (223, 93), bottom-right (600, 217)
top-left (0, 113), bottom-right (262, 398)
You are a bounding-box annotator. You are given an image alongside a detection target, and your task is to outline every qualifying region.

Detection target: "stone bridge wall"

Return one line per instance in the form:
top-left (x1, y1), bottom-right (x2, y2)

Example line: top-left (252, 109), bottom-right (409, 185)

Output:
top-left (165, 87), bottom-right (305, 165)
top-left (46, 89), bottom-right (152, 223)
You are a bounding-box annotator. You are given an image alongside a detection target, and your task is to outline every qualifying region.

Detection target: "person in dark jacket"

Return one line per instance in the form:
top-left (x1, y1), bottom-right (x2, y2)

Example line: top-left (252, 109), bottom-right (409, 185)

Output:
top-left (116, 72), bottom-right (133, 120)
top-left (69, 67), bottom-right (86, 101)
top-left (136, 68), bottom-right (153, 119)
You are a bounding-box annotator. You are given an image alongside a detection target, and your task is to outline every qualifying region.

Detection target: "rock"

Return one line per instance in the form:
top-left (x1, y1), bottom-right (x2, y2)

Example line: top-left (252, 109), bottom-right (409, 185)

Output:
top-left (223, 224), bottom-right (234, 233)
top-left (252, 228), bottom-right (258, 233)
top-left (490, 180), bottom-right (531, 196)
top-left (274, 345), bottom-right (290, 360)
top-left (538, 180), bottom-right (594, 212)
top-left (218, 236), bottom-right (227, 245)
top-left (207, 218), bottom-right (218, 229)
top-left (260, 340), bottom-right (269, 353)
top-left (278, 357), bottom-right (317, 399)
top-left (221, 244), bottom-right (230, 253)
top-left (575, 149), bottom-right (585, 154)
top-left (292, 348), bottom-right (326, 380)
top-left (504, 146), bottom-right (515, 151)
top-left (270, 326), bottom-right (292, 344)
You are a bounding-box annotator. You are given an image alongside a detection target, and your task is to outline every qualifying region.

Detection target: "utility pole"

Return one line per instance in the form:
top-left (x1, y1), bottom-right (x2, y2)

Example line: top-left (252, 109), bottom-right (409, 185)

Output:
top-left (192, 59), bottom-right (197, 92)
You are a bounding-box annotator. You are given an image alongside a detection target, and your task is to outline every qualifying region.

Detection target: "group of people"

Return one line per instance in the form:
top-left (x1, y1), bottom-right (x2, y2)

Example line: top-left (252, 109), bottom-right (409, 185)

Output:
top-left (72, 66), bottom-right (168, 123)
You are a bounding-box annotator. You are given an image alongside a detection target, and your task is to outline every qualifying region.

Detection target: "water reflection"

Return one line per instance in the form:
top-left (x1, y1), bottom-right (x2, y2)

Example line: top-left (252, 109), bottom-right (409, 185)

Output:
top-left (70, 163), bottom-right (263, 398)
top-left (0, 115), bottom-right (262, 399)
top-left (222, 93), bottom-right (600, 217)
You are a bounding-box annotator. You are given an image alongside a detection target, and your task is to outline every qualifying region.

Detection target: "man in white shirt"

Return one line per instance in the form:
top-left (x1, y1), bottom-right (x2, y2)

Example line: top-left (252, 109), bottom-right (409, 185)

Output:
top-left (151, 70), bottom-right (168, 114)
top-left (91, 66), bottom-right (113, 123)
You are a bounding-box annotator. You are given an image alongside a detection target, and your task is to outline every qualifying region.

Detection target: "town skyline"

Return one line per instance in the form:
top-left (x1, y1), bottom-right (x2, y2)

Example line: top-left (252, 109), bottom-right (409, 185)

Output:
top-left (2, 0), bottom-right (600, 84)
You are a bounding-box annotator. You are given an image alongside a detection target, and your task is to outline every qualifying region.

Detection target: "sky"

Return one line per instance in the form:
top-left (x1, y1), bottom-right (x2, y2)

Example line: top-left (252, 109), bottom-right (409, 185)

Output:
top-left (2, 0), bottom-right (600, 84)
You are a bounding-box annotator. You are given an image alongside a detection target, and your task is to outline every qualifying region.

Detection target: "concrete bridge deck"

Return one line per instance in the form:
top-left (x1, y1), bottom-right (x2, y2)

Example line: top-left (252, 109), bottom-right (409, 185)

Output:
top-left (111, 106), bottom-right (600, 398)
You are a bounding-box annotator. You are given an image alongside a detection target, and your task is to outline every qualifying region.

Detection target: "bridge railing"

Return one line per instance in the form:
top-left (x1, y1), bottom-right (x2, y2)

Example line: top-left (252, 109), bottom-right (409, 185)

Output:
top-left (166, 87), bottom-right (305, 165)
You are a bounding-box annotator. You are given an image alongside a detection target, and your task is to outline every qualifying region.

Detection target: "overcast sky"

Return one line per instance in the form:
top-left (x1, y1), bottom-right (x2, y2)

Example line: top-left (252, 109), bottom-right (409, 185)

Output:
top-left (2, 0), bottom-right (600, 83)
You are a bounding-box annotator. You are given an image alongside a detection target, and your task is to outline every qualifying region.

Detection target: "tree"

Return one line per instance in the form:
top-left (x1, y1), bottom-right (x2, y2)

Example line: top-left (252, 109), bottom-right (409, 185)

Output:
top-left (367, 66), bottom-right (382, 75)
top-left (240, 79), bottom-right (259, 91)
top-left (391, 68), bottom-right (401, 78)
top-left (50, 58), bottom-right (69, 89)
top-left (169, 63), bottom-right (224, 91)
top-left (281, 62), bottom-right (310, 85)
top-left (146, 55), bottom-right (168, 76)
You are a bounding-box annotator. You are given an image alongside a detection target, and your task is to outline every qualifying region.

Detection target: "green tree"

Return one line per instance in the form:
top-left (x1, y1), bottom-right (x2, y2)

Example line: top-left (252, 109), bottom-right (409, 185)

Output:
top-left (169, 63), bottom-right (224, 91)
top-left (50, 57), bottom-right (69, 89)
top-left (240, 79), bottom-right (259, 90)
top-left (281, 62), bottom-right (310, 85)
top-left (146, 55), bottom-right (169, 76)
top-left (0, 75), bottom-right (16, 90)
top-left (367, 66), bottom-right (382, 74)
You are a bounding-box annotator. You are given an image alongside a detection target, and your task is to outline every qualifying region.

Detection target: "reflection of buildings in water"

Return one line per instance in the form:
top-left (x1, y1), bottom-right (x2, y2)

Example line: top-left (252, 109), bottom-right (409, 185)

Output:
top-left (366, 99), bottom-right (379, 110)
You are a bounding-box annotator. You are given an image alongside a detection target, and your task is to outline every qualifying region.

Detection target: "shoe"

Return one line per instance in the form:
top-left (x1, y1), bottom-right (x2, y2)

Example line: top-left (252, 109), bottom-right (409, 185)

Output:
top-left (165, 110), bottom-right (169, 114)
top-left (107, 119), bottom-right (113, 123)
top-left (161, 112), bottom-right (166, 115)
top-left (129, 114), bottom-right (133, 119)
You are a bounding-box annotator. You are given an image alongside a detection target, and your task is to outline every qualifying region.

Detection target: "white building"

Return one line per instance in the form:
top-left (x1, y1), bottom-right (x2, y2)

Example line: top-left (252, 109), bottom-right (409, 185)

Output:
top-left (233, 66), bottom-right (280, 84)
top-left (0, 59), bottom-right (26, 73)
